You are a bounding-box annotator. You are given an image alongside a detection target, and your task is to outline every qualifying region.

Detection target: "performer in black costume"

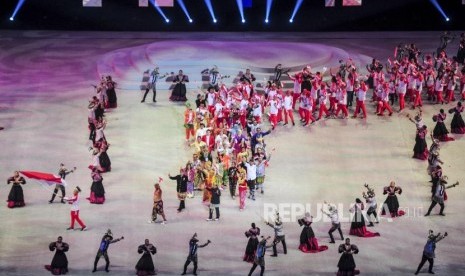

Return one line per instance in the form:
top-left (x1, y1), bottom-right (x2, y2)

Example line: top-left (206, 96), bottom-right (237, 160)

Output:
top-left (244, 223), bottom-right (260, 263)
top-left (7, 171), bottom-right (26, 208)
top-left (45, 236), bottom-right (69, 275)
top-left (142, 67), bottom-right (167, 103)
top-left (170, 70), bottom-right (189, 102)
top-left (414, 230), bottom-right (448, 275)
top-left (49, 164), bottom-right (76, 204)
top-left (337, 238), bottom-right (360, 276)
top-left (135, 239), bottom-right (157, 276)
top-left (181, 233), bottom-right (211, 275)
top-left (92, 229), bottom-right (124, 273)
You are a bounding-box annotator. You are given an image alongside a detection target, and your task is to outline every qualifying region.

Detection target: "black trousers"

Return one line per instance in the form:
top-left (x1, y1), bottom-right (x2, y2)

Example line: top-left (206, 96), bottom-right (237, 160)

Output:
top-left (347, 91), bottom-right (354, 107)
top-left (229, 180), bottom-right (237, 197)
top-left (366, 208), bottom-right (378, 224)
top-left (183, 258), bottom-right (198, 274)
top-left (329, 223), bottom-right (344, 242)
top-left (272, 236), bottom-right (287, 255)
top-left (416, 254), bottom-right (434, 273)
top-left (50, 185), bottom-right (65, 202)
top-left (142, 86), bottom-right (157, 102)
top-left (209, 206), bottom-right (220, 219)
top-left (426, 200), bottom-right (444, 215)
top-left (248, 263), bottom-right (264, 276)
top-left (178, 200), bottom-right (185, 211)
top-left (94, 251), bottom-right (110, 271)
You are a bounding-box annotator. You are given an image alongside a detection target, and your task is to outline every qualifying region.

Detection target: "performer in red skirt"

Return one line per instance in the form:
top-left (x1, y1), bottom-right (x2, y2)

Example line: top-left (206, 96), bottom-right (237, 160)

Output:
top-left (381, 181), bottom-right (405, 217)
top-left (349, 198), bottom-right (380, 238)
top-left (297, 213), bottom-right (328, 253)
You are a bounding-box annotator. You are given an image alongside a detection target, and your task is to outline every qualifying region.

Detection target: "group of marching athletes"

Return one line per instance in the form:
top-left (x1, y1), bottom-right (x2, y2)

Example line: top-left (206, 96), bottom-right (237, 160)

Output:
top-left (9, 37), bottom-right (465, 275)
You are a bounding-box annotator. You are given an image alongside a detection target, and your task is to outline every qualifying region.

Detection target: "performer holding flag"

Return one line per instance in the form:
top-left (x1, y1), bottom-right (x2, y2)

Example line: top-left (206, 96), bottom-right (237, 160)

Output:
top-left (63, 186), bottom-right (87, 231)
top-left (49, 163), bottom-right (76, 204)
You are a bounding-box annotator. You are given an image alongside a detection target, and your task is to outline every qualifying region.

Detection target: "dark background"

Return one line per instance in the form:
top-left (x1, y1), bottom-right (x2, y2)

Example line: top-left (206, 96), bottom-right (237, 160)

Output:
top-left (0, 0), bottom-right (464, 32)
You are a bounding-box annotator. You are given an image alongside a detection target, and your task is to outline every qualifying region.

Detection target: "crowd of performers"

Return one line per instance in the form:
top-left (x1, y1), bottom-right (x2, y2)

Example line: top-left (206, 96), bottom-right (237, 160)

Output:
top-left (7, 38), bottom-right (465, 275)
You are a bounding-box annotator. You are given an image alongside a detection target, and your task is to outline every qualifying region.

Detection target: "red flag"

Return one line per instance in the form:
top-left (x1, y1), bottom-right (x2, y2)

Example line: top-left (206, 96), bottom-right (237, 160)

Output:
top-left (20, 171), bottom-right (66, 186)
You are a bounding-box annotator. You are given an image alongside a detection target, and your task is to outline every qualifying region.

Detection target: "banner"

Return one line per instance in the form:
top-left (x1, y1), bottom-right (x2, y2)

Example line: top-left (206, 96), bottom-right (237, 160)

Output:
top-left (343, 0), bottom-right (362, 6)
top-left (155, 0), bottom-right (174, 7)
top-left (83, 0), bottom-right (102, 7)
top-left (325, 0), bottom-right (335, 7)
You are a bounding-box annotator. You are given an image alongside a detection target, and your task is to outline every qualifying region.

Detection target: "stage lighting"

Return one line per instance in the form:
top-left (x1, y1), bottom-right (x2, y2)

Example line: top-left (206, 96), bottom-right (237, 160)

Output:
top-left (290, 0), bottom-right (303, 23)
top-left (189, 19), bottom-right (193, 23)
top-left (428, 0), bottom-right (450, 22)
top-left (150, 0), bottom-right (170, 23)
top-left (177, 0), bottom-right (194, 24)
top-left (204, 0), bottom-right (217, 24)
top-left (265, 0), bottom-right (274, 26)
top-left (10, 0), bottom-right (26, 22)
top-left (236, 0), bottom-right (246, 27)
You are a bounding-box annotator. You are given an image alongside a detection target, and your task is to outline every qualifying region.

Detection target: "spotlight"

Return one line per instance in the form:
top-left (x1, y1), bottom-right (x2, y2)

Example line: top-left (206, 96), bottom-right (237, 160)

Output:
top-left (236, 0), bottom-right (245, 26)
top-left (242, 19), bottom-right (246, 23)
top-left (265, 0), bottom-right (274, 26)
top-left (165, 18), bottom-right (170, 23)
top-left (290, 0), bottom-right (303, 23)
top-left (150, 0), bottom-right (170, 23)
top-left (10, 0), bottom-right (26, 22)
top-left (204, 0), bottom-right (217, 24)
top-left (428, 0), bottom-right (450, 22)
top-left (189, 19), bottom-right (193, 23)
top-left (177, 0), bottom-right (194, 24)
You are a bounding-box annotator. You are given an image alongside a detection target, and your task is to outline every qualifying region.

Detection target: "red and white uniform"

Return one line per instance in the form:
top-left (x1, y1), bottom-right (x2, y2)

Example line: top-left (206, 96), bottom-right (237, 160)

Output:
top-left (353, 84), bottom-right (367, 118)
top-left (65, 193), bottom-right (86, 229)
top-left (335, 85), bottom-right (348, 118)
top-left (268, 99), bottom-right (279, 129)
top-left (396, 77), bottom-right (407, 111)
top-left (317, 87), bottom-right (329, 119)
top-left (283, 94), bottom-right (295, 125)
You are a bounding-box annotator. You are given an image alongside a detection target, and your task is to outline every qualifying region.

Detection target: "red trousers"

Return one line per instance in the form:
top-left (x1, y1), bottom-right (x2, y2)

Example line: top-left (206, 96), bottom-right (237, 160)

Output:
top-left (377, 101), bottom-right (393, 115)
top-left (298, 107), bottom-right (305, 120)
top-left (303, 109), bottom-right (315, 124)
top-left (254, 116), bottom-right (261, 123)
top-left (406, 88), bottom-right (414, 103)
top-left (329, 97), bottom-right (337, 112)
top-left (277, 109), bottom-right (283, 122)
top-left (446, 89), bottom-right (455, 102)
top-left (284, 109), bottom-right (295, 124)
top-left (427, 86), bottom-right (434, 100)
top-left (335, 104), bottom-right (348, 117)
top-left (70, 210), bottom-right (85, 228)
top-left (269, 114), bottom-right (278, 128)
top-left (292, 93), bottom-right (300, 110)
top-left (413, 91), bottom-right (423, 107)
top-left (353, 100), bottom-right (367, 118)
top-left (185, 127), bottom-right (194, 140)
top-left (318, 104), bottom-right (329, 119)
top-left (398, 93), bottom-right (405, 111)
top-left (435, 90), bottom-right (444, 104)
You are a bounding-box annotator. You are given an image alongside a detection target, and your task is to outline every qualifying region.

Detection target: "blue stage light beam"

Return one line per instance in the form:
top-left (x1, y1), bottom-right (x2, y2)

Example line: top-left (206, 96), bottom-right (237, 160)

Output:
top-left (204, 0), bottom-right (217, 23)
top-left (265, 0), bottom-right (274, 23)
top-left (150, 0), bottom-right (170, 23)
top-left (10, 0), bottom-right (27, 21)
top-left (429, 0), bottom-right (449, 21)
top-left (236, 0), bottom-right (245, 23)
top-left (289, 0), bottom-right (304, 23)
top-left (176, 0), bottom-right (193, 23)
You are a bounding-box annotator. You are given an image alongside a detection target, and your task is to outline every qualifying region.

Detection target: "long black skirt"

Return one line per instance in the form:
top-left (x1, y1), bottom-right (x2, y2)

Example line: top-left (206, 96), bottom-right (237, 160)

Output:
top-left (413, 135), bottom-right (428, 160)
top-left (169, 83), bottom-right (187, 102)
top-left (433, 122), bottom-right (454, 141)
top-left (338, 253), bottom-right (356, 272)
top-left (135, 254), bottom-right (155, 275)
top-left (87, 181), bottom-right (105, 204)
top-left (106, 88), bottom-right (117, 108)
top-left (46, 251), bottom-right (68, 275)
top-left (7, 184), bottom-right (25, 208)
top-left (243, 237), bottom-right (259, 263)
top-left (99, 152), bottom-right (112, 172)
top-left (451, 113), bottom-right (465, 134)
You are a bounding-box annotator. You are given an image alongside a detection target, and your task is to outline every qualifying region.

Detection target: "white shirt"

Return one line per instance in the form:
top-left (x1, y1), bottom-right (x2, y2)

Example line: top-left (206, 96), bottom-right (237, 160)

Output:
top-left (355, 88), bottom-right (367, 101)
top-left (284, 95), bottom-right (293, 110)
top-left (244, 163), bottom-right (257, 180)
top-left (269, 100), bottom-right (278, 115)
top-left (65, 193), bottom-right (80, 211)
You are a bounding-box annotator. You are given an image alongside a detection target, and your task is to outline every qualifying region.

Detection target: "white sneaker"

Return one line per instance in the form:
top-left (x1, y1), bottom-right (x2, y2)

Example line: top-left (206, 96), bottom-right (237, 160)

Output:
top-left (214, 218), bottom-right (219, 221)
top-left (161, 221), bottom-right (167, 225)
top-left (206, 218), bottom-right (213, 221)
